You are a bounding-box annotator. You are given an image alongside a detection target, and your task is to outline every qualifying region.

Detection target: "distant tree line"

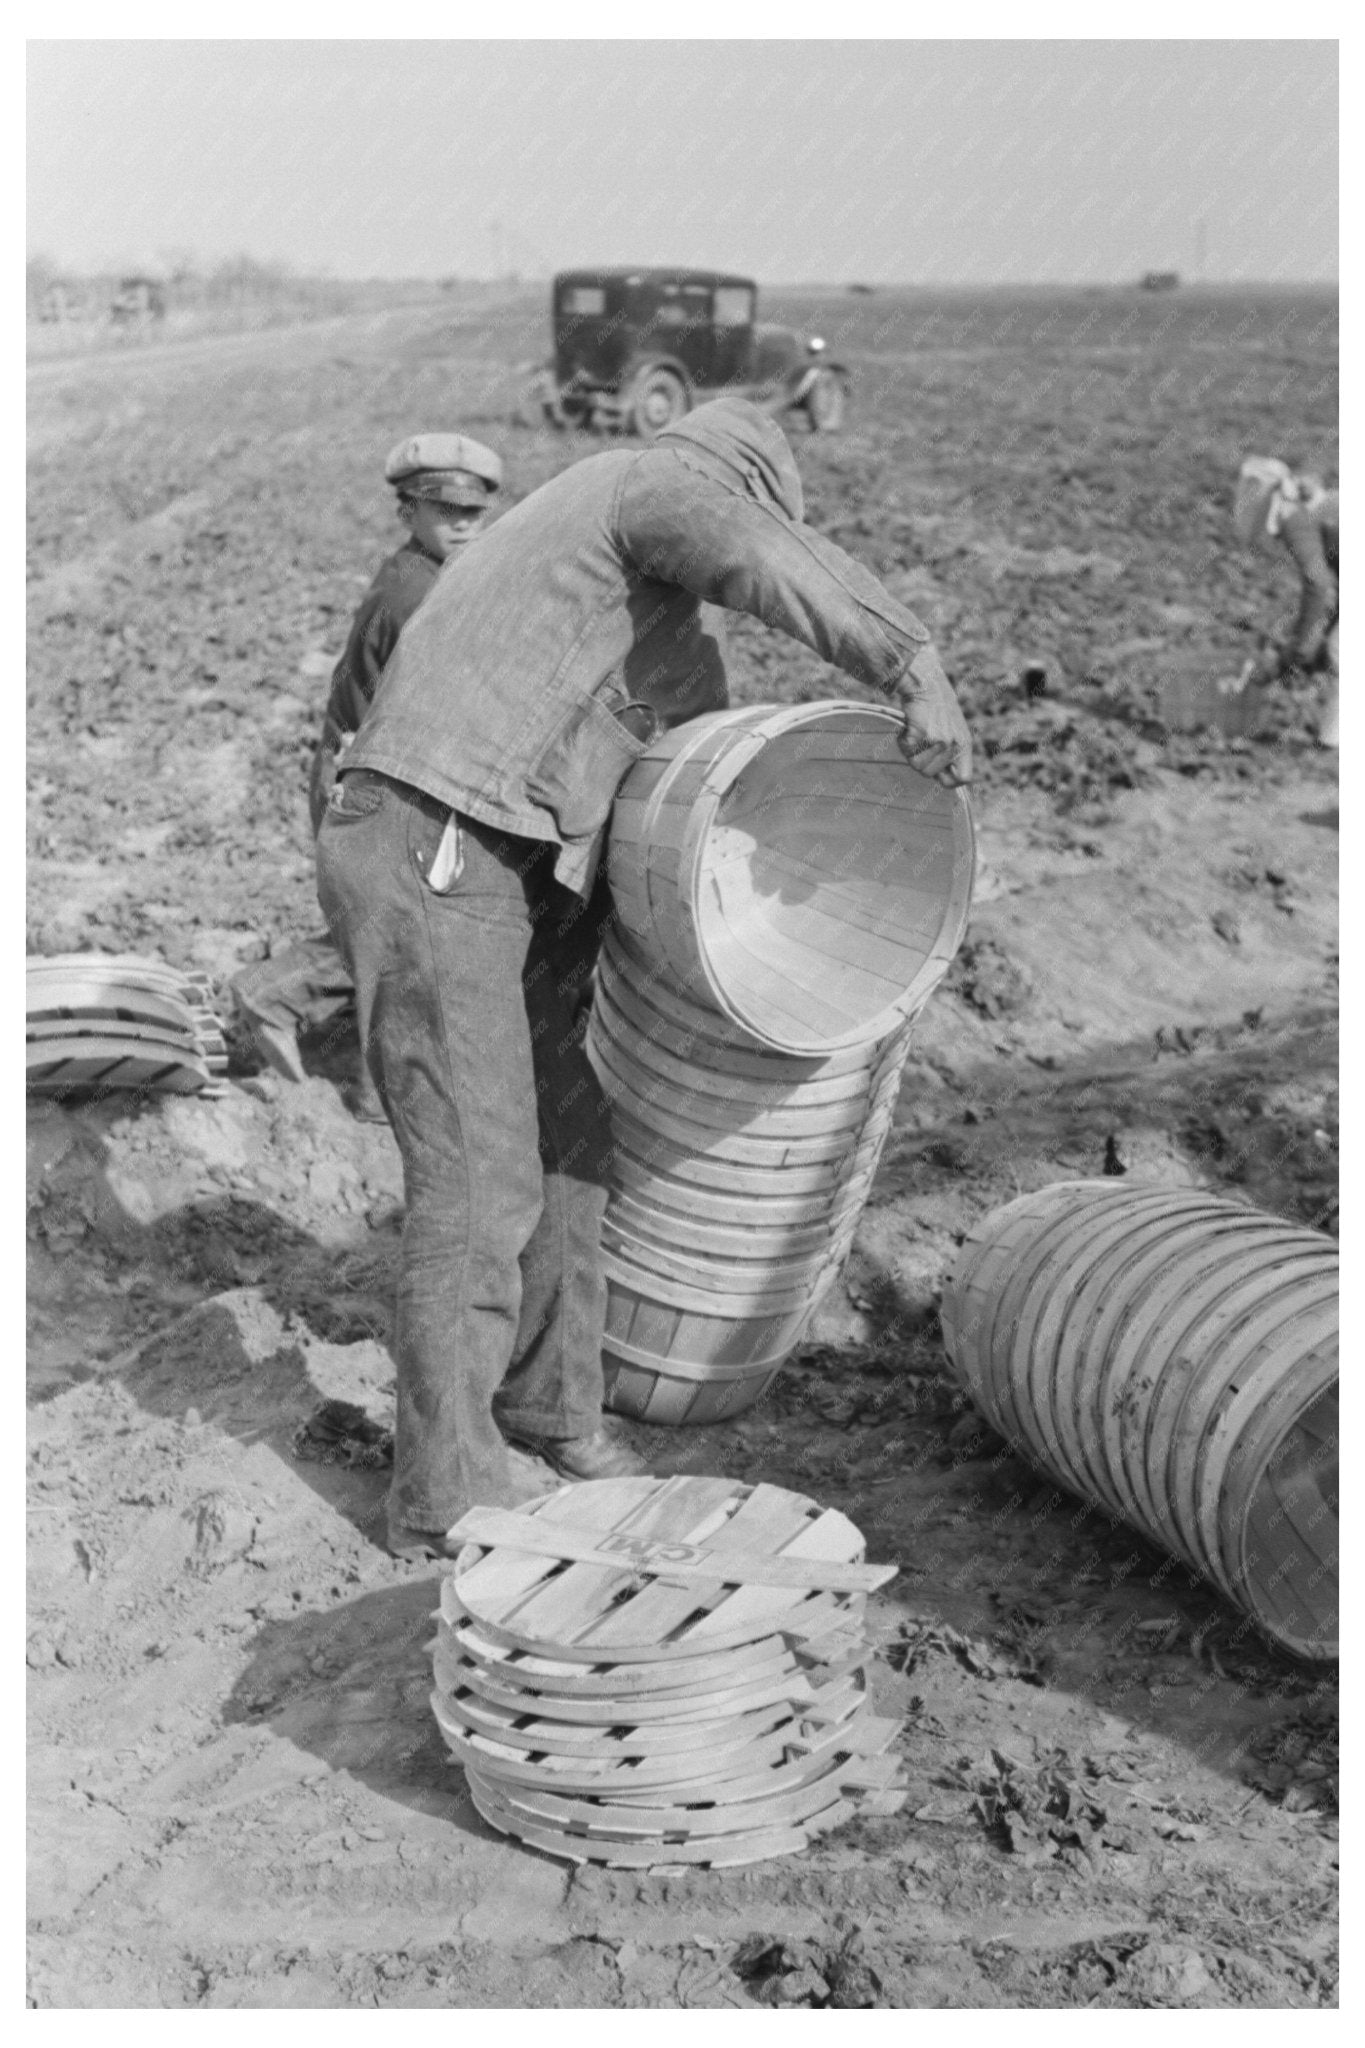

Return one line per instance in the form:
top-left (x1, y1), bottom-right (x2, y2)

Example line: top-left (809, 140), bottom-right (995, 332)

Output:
top-left (26, 251), bottom-right (368, 325)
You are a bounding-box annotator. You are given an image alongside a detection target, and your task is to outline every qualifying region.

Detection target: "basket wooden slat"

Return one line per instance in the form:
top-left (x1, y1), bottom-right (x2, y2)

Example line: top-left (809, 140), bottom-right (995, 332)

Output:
top-left (441, 1690), bottom-right (874, 1802)
top-left (434, 1630), bottom-right (862, 1724)
top-left (469, 1743), bottom-right (898, 1841)
top-left (442, 1614), bottom-right (821, 1697)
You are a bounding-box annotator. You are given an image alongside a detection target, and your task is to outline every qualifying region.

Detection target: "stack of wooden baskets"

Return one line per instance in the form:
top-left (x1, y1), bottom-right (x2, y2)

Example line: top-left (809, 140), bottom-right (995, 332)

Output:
top-left (26, 952), bottom-right (228, 1098)
top-left (430, 1475), bottom-right (908, 1869)
top-left (592, 702), bottom-right (975, 1425)
top-left (591, 934), bottom-right (917, 1423)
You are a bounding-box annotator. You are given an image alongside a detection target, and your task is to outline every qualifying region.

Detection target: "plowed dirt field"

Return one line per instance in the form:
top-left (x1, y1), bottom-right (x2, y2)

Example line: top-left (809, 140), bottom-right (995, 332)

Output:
top-left (27, 288), bottom-right (1337, 2008)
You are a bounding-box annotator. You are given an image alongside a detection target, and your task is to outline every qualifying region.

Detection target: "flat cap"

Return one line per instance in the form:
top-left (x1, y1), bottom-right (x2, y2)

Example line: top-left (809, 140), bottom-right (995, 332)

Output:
top-left (384, 432), bottom-right (504, 505)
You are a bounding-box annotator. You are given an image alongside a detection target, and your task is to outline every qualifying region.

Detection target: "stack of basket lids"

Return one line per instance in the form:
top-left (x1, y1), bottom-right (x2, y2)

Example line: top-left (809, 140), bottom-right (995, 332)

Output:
top-left (27, 951), bottom-right (228, 1097)
top-left (430, 1474), bottom-right (907, 1869)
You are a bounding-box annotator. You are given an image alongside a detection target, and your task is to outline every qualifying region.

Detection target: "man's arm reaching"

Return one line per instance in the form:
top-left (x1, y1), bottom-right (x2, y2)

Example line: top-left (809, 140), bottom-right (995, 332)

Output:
top-left (621, 465), bottom-right (973, 785)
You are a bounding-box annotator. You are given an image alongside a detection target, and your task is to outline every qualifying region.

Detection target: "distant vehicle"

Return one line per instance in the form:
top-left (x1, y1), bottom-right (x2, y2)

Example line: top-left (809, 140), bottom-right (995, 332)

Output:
top-left (1139, 271), bottom-right (1181, 292)
top-left (110, 276), bottom-right (167, 328)
top-left (38, 282), bottom-right (77, 324)
top-left (518, 267), bottom-right (850, 438)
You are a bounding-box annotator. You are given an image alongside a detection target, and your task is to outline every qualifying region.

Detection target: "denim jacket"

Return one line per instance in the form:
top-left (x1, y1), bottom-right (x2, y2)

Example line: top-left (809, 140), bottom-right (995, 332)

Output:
top-left (346, 397), bottom-right (940, 895)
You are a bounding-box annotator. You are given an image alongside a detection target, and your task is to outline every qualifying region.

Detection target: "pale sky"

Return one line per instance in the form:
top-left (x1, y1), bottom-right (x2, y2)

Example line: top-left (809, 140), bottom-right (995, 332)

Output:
top-left (27, 39), bottom-right (1338, 284)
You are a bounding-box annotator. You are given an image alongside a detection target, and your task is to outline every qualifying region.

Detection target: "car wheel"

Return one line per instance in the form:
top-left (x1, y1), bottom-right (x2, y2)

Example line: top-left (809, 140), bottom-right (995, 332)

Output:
top-left (630, 366), bottom-right (689, 439)
top-left (805, 369), bottom-right (848, 432)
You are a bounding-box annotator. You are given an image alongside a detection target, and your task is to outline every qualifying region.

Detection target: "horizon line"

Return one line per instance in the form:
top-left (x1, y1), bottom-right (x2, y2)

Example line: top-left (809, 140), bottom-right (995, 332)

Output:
top-left (26, 264), bottom-right (1341, 293)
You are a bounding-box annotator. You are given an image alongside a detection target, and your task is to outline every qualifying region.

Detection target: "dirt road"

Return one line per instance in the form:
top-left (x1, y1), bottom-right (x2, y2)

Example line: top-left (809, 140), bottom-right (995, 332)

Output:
top-left (27, 289), bottom-right (1337, 2007)
top-left (28, 309), bottom-right (394, 388)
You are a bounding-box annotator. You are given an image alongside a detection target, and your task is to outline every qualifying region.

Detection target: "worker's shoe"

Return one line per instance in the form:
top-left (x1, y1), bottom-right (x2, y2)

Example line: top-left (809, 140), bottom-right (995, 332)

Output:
top-left (384, 1520), bottom-right (465, 1563)
top-left (385, 1451), bottom-right (559, 1561)
top-left (506, 1425), bottom-right (650, 1482)
top-left (342, 1074), bottom-right (389, 1124)
top-left (237, 996), bottom-right (307, 1085)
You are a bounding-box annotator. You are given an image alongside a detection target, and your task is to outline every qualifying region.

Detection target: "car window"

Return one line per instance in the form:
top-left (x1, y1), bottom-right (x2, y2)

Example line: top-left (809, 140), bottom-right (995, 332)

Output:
top-left (560, 286), bottom-right (606, 316)
top-left (714, 287), bottom-right (755, 327)
top-left (653, 284), bottom-right (709, 329)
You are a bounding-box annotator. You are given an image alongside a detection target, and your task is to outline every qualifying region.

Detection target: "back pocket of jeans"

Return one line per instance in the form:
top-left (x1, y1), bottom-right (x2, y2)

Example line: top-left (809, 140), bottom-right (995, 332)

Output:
top-left (525, 694), bottom-right (650, 841)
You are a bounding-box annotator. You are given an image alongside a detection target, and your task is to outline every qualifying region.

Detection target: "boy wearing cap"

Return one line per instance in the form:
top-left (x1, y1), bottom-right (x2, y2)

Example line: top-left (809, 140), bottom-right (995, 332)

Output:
top-left (309, 434), bottom-right (504, 827)
top-left (1232, 456), bottom-right (1339, 747)
top-left (235, 434), bottom-right (503, 1096)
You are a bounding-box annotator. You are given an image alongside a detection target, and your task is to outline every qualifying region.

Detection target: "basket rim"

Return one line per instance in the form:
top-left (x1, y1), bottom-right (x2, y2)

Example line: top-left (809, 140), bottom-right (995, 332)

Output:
top-left (674, 701), bottom-right (976, 1053)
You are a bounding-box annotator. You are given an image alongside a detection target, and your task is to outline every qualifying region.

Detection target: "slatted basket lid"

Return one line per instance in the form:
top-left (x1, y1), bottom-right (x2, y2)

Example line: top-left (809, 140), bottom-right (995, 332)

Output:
top-left (464, 1729), bottom-right (906, 1868)
top-left (26, 951), bottom-right (227, 1095)
top-left (25, 1037), bottom-right (212, 1094)
top-left (443, 1474), bottom-right (895, 1662)
top-left (434, 1476), bottom-right (909, 1868)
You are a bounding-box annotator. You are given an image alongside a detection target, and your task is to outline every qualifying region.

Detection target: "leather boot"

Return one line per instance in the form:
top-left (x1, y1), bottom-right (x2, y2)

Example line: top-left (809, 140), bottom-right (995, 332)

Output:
top-left (386, 1448), bottom-right (559, 1560)
top-left (342, 1074), bottom-right (389, 1124)
top-left (505, 1425), bottom-right (650, 1481)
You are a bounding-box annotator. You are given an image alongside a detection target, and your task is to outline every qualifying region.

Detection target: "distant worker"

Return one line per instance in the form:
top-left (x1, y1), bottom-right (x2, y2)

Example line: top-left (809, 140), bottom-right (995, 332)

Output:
top-left (234, 433), bottom-right (504, 1105)
top-left (1232, 456), bottom-right (1339, 748)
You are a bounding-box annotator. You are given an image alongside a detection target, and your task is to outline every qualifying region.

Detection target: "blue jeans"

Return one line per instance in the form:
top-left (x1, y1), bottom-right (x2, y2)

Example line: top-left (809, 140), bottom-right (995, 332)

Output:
top-left (316, 770), bottom-right (613, 1531)
top-left (231, 929), bottom-right (354, 1034)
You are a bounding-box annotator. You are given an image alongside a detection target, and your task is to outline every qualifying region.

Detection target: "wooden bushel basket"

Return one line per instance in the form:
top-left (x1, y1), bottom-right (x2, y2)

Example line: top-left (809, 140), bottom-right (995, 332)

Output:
top-left (940, 1181), bottom-right (1338, 1660)
top-left (607, 702), bottom-right (975, 1055)
top-left (591, 702), bottom-right (975, 1424)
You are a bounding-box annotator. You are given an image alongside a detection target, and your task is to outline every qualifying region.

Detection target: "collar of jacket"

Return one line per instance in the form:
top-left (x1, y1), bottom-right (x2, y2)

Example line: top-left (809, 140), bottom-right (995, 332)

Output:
top-left (404, 536), bottom-right (448, 568)
top-left (655, 398), bottom-right (804, 523)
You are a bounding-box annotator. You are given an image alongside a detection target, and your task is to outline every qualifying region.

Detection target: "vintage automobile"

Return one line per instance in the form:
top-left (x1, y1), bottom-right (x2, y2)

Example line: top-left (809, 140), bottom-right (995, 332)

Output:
top-left (518, 267), bottom-right (850, 438)
top-left (109, 275), bottom-right (167, 328)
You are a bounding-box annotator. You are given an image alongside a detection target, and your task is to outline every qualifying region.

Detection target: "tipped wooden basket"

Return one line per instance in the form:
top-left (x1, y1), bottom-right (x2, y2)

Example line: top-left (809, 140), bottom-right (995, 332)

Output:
top-left (941, 1181), bottom-right (1339, 1661)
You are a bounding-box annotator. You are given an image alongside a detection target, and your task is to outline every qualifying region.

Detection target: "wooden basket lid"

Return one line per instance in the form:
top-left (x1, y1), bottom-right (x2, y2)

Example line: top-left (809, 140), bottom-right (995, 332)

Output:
top-left (437, 1613), bottom-right (862, 1705)
top-left (434, 1681), bottom-right (871, 1796)
top-left (465, 1723), bottom-right (905, 1868)
top-left (444, 1475), bottom-right (893, 1660)
top-left (26, 1036), bottom-right (211, 1094)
